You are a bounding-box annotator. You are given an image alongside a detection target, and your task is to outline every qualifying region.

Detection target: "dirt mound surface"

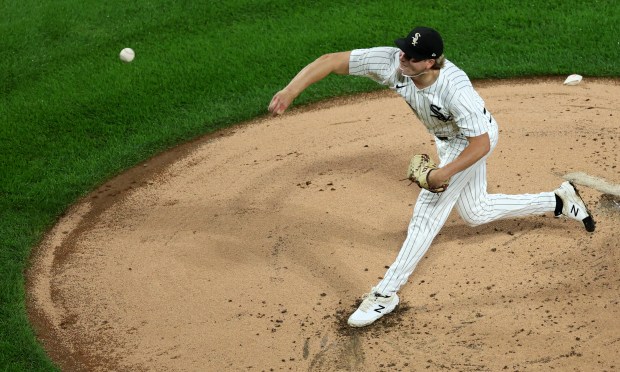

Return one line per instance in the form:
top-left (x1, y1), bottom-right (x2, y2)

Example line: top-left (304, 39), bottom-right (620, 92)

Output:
top-left (28, 79), bottom-right (620, 371)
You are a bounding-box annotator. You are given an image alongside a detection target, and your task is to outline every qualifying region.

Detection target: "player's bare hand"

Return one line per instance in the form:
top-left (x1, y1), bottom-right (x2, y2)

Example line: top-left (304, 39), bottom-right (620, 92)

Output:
top-left (428, 167), bottom-right (450, 191)
top-left (268, 89), bottom-right (294, 116)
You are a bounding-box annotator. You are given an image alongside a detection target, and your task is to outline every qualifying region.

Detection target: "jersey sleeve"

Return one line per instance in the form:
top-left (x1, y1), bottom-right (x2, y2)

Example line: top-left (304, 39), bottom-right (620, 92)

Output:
top-left (449, 89), bottom-right (490, 138)
top-left (348, 47), bottom-right (400, 86)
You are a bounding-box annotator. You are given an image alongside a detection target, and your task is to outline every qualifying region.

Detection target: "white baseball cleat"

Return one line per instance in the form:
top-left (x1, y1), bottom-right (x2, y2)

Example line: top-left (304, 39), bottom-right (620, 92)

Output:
top-left (554, 181), bottom-right (596, 232)
top-left (347, 290), bottom-right (399, 327)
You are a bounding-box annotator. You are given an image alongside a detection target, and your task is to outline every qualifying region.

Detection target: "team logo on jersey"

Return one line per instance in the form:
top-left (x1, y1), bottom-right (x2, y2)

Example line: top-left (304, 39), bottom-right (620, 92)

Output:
top-left (430, 104), bottom-right (452, 122)
top-left (411, 32), bottom-right (421, 46)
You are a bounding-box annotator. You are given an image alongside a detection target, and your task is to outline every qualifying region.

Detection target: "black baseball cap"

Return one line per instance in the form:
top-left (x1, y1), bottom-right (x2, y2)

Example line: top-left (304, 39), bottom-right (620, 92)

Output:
top-left (395, 26), bottom-right (444, 60)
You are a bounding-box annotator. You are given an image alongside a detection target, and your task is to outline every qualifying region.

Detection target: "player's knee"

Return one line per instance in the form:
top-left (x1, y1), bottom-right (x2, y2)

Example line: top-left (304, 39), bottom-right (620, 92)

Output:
top-left (462, 218), bottom-right (485, 227)
top-left (459, 211), bottom-right (486, 227)
top-left (456, 202), bottom-right (489, 226)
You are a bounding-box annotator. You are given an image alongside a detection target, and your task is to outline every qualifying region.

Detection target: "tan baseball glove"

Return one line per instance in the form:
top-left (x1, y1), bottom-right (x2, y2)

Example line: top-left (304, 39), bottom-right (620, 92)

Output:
top-left (406, 154), bottom-right (449, 193)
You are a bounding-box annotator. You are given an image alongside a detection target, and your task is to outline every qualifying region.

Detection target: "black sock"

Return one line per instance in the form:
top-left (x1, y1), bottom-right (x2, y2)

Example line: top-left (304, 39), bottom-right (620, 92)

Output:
top-left (554, 194), bottom-right (563, 216)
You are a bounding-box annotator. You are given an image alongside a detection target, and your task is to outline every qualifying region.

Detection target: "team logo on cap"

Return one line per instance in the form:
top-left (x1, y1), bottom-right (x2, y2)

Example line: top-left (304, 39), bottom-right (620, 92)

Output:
top-left (411, 32), bottom-right (421, 46)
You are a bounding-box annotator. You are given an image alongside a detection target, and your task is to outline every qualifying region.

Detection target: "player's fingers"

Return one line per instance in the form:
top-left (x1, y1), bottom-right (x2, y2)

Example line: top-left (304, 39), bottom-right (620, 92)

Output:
top-left (271, 98), bottom-right (290, 116)
top-left (270, 102), bottom-right (283, 116)
top-left (269, 95), bottom-right (285, 115)
top-left (268, 95), bottom-right (279, 112)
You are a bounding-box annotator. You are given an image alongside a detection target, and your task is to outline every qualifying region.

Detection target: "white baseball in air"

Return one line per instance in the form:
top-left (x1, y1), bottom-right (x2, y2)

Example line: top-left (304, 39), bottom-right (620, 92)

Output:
top-left (563, 74), bottom-right (582, 86)
top-left (119, 48), bottom-right (135, 63)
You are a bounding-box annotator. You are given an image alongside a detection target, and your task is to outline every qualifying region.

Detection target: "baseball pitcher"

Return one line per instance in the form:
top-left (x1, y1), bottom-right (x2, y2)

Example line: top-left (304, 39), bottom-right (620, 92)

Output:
top-left (269, 26), bottom-right (595, 327)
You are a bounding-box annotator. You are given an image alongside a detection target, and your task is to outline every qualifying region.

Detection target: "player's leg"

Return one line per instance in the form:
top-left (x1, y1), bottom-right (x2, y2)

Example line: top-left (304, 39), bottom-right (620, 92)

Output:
top-left (347, 188), bottom-right (461, 327)
top-left (454, 161), bottom-right (556, 226)
top-left (347, 140), bottom-right (482, 327)
top-left (373, 151), bottom-right (488, 297)
top-left (452, 116), bottom-right (594, 230)
top-left (454, 159), bottom-right (595, 231)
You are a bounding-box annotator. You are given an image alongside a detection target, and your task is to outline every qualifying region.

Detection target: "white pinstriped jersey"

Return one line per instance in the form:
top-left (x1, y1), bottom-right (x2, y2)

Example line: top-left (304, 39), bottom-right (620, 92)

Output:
top-left (349, 47), bottom-right (495, 139)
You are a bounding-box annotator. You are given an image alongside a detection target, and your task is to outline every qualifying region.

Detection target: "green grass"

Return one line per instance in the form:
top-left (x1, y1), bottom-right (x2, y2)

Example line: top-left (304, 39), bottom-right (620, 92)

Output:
top-left (1, 0), bottom-right (619, 370)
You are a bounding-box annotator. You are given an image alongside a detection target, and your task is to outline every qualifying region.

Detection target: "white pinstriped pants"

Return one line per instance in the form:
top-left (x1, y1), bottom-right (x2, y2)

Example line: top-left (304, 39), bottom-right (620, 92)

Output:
top-left (375, 122), bottom-right (556, 296)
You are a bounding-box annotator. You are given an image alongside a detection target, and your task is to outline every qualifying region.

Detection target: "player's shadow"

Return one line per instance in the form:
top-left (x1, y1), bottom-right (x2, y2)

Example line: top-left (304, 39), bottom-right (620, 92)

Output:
top-left (433, 215), bottom-right (571, 243)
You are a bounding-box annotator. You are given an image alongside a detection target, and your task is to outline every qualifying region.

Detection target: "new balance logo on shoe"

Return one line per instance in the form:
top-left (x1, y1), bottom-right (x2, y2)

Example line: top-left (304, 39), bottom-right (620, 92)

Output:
top-left (554, 181), bottom-right (596, 232)
top-left (348, 293), bottom-right (400, 327)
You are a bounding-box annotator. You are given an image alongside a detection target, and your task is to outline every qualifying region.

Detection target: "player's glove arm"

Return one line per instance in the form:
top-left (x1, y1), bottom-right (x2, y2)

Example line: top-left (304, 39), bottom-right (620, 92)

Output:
top-left (407, 154), bottom-right (448, 193)
top-left (408, 133), bottom-right (490, 193)
top-left (431, 132), bottom-right (490, 186)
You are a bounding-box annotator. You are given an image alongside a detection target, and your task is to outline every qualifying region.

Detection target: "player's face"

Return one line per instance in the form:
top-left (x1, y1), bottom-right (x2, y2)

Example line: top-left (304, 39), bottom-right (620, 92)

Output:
top-left (398, 51), bottom-right (432, 76)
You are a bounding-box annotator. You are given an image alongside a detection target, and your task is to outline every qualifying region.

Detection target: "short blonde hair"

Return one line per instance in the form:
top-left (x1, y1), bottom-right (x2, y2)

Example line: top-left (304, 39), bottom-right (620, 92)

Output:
top-left (431, 55), bottom-right (445, 70)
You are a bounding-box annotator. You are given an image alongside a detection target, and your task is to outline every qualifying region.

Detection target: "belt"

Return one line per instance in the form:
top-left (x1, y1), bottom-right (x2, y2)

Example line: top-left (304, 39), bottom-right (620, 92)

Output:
top-left (436, 136), bottom-right (449, 141)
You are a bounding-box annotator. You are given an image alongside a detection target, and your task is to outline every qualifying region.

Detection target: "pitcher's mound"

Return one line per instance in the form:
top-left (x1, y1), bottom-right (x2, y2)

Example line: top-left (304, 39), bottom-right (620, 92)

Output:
top-left (28, 78), bottom-right (620, 371)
